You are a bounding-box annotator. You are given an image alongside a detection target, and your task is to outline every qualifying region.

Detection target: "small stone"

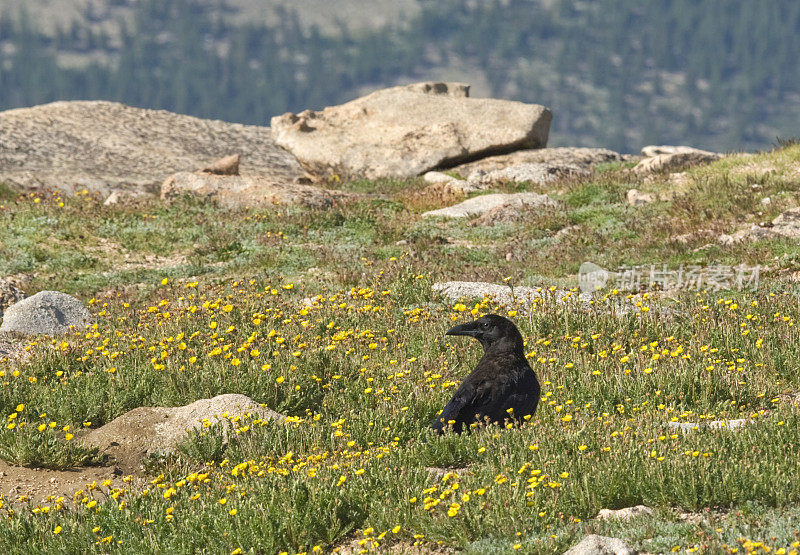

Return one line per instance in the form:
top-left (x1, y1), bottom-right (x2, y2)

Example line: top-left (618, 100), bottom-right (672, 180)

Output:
top-left (667, 419), bottom-right (748, 432)
top-left (761, 197), bottom-right (771, 206)
top-left (597, 505), bottom-right (654, 521)
top-left (634, 146), bottom-right (721, 174)
top-left (627, 189), bottom-right (655, 206)
top-left (422, 192), bottom-right (556, 219)
top-left (423, 171), bottom-right (460, 184)
top-left (103, 189), bottom-right (148, 206)
top-left (201, 154), bottom-right (240, 176)
top-left (563, 534), bottom-right (638, 555)
top-left (0, 291), bottom-right (91, 335)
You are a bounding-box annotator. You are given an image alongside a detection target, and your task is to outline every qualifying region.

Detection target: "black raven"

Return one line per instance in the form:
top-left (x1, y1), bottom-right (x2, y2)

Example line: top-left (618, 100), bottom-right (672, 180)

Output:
top-left (430, 314), bottom-right (540, 434)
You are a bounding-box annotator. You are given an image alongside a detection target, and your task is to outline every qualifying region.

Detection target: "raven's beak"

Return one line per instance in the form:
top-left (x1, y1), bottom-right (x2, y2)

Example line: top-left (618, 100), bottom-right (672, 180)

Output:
top-left (446, 321), bottom-right (479, 337)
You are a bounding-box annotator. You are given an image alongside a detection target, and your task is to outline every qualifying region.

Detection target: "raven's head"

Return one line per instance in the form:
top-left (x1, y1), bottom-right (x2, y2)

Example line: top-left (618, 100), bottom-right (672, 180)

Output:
top-left (446, 314), bottom-right (524, 352)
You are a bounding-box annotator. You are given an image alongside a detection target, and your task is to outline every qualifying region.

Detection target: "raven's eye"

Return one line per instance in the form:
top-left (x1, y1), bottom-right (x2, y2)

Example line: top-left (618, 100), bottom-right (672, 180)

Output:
top-left (481, 322), bottom-right (489, 328)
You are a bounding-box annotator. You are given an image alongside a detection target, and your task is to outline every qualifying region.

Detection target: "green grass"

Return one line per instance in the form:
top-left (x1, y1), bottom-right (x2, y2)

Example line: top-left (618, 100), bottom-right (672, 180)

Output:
top-left (0, 146), bottom-right (799, 553)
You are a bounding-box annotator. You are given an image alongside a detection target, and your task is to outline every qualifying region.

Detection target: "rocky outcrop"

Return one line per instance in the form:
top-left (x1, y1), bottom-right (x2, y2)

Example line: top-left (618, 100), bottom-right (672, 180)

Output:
top-left (270, 82), bottom-right (552, 179)
top-left (634, 145), bottom-right (721, 174)
top-left (718, 207), bottom-right (800, 243)
top-left (160, 171), bottom-right (353, 208)
top-left (0, 291), bottom-right (91, 335)
top-left (0, 101), bottom-right (306, 195)
top-left (453, 147), bottom-right (626, 175)
top-left (754, 207), bottom-right (800, 239)
top-left (422, 192), bottom-right (556, 218)
top-left (83, 394), bottom-right (284, 474)
top-left (421, 162), bottom-right (582, 201)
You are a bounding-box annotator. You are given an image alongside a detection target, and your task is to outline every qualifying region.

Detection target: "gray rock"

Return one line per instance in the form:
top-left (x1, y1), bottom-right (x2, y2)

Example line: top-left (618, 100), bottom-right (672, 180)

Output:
top-left (563, 534), bottom-right (638, 555)
top-left (0, 279), bottom-right (26, 320)
top-left (422, 192), bottom-right (557, 219)
top-left (763, 207), bottom-right (800, 239)
top-left (0, 291), bottom-right (91, 335)
top-left (83, 394), bottom-right (283, 475)
top-left (626, 189), bottom-right (656, 206)
top-left (470, 203), bottom-right (539, 226)
top-left (426, 467), bottom-right (470, 480)
top-left (433, 281), bottom-right (684, 320)
top-left (433, 281), bottom-right (585, 306)
top-left (597, 505), bottom-right (654, 521)
top-left (640, 145), bottom-right (714, 157)
top-left (453, 147), bottom-right (625, 175)
top-left (719, 207), bottom-right (800, 243)
top-left (468, 162), bottom-right (588, 186)
top-left (668, 419), bottom-right (748, 432)
top-left (634, 147), bottom-right (721, 174)
top-left (103, 189), bottom-right (149, 206)
top-left (270, 82), bottom-right (552, 179)
top-left (0, 101), bottom-right (306, 196)
top-left (423, 171), bottom-right (460, 184)
top-left (421, 171), bottom-right (481, 197)
top-left (201, 153), bottom-right (240, 176)
top-left (161, 171), bottom-right (353, 208)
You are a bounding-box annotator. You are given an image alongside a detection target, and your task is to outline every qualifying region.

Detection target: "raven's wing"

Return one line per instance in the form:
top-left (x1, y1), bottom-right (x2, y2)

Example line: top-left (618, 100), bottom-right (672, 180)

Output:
top-left (499, 368), bottom-right (540, 421)
top-left (430, 377), bottom-right (501, 434)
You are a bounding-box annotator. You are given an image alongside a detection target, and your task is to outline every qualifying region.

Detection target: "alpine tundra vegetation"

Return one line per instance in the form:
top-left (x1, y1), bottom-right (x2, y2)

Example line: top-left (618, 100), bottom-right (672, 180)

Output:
top-left (0, 138), bottom-right (799, 553)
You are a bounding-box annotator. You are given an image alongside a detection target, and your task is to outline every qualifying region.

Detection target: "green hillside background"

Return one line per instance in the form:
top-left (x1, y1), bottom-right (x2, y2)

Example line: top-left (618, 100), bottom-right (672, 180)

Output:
top-left (1, 0), bottom-right (799, 153)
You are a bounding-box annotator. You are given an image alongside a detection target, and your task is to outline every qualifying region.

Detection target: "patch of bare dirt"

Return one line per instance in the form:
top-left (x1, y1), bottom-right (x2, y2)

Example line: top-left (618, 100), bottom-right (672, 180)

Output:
top-left (0, 335), bottom-right (29, 364)
top-left (0, 459), bottom-right (144, 508)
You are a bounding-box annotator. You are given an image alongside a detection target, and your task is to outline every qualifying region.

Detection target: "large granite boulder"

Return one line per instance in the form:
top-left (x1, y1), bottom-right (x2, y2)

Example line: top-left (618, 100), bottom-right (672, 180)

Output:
top-left (0, 101), bottom-right (307, 195)
top-left (161, 171), bottom-right (353, 208)
top-left (270, 82), bottom-right (552, 179)
top-left (0, 291), bottom-right (91, 335)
